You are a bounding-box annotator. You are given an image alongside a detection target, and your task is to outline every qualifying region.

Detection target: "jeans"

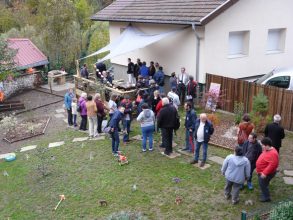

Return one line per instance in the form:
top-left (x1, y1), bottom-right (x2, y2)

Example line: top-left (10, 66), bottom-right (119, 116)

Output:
top-left (73, 114), bottom-right (77, 126)
top-left (248, 163), bottom-right (256, 183)
top-left (123, 119), bottom-right (131, 142)
top-left (67, 108), bottom-right (73, 125)
top-left (258, 172), bottom-right (276, 200)
top-left (80, 115), bottom-right (87, 130)
top-left (161, 128), bottom-right (173, 154)
top-left (194, 141), bottom-right (208, 162)
top-left (88, 116), bottom-right (97, 137)
top-left (141, 125), bottom-right (154, 150)
top-left (159, 86), bottom-right (164, 93)
top-left (185, 129), bottom-right (195, 152)
top-left (224, 180), bottom-right (242, 202)
top-left (97, 115), bottom-right (104, 133)
top-left (111, 129), bottom-right (120, 154)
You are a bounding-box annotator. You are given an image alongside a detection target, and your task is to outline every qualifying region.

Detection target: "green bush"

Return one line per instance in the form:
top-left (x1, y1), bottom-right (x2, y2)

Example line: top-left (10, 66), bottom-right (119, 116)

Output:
top-left (252, 92), bottom-right (269, 115)
top-left (106, 211), bottom-right (148, 220)
top-left (234, 101), bottom-right (244, 124)
top-left (269, 201), bottom-right (293, 220)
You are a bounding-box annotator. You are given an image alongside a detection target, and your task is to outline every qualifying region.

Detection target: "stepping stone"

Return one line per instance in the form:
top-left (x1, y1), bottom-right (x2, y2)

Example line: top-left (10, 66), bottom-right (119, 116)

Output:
top-left (63, 119), bottom-right (68, 123)
top-left (131, 135), bottom-right (142, 141)
top-left (90, 136), bottom-right (105, 141)
top-left (161, 151), bottom-right (181, 159)
top-left (54, 113), bottom-right (65, 118)
top-left (284, 170), bottom-right (293, 177)
top-left (177, 149), bottom-right (194, 156)
top-left (172, 142), bottom-right (178, 147)
top-left (56, 109), bottom-right (65, 113)
top-left (48, 141), bottom-right (65, 148)
top-left (283, 177), bottom-right (293, 185)
top-left (73, 137), bottom-right (89, 142)
top-left (209, 156), bottom-right (225, 165)
top-left (20, 145), bottom-right (37, 152)
top-left (0, 153), bottom-right (16, 160)
top-left (193, 163), bottom-right (211, 170)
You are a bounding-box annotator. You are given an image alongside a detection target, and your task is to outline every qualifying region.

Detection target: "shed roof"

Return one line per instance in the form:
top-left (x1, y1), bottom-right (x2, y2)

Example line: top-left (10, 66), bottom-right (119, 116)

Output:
top-left (7, 38), bottom-right (49, 70)
top-left (91, 0), bottom-right (238, 25)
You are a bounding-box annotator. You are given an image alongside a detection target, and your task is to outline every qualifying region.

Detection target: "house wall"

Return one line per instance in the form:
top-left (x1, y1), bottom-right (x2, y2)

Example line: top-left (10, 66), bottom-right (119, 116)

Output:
top-left (109, 22), bottom-right (203, 81)
top-left (204, 0), bottom-right (293, 79)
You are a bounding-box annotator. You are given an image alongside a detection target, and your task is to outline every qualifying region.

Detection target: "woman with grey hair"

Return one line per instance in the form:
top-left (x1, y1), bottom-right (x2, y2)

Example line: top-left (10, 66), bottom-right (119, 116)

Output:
top-left (78, 92), bottom-right (88, 131)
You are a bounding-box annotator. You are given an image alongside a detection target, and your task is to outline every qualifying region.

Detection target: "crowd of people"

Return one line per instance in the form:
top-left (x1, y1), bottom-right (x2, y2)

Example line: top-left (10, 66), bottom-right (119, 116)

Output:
top-left (66, 59), bottom-right (286, 206)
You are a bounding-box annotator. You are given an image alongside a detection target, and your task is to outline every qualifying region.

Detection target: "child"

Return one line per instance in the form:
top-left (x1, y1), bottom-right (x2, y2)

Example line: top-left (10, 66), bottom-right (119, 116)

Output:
top-left (71, 98), bottom-right (78, 127)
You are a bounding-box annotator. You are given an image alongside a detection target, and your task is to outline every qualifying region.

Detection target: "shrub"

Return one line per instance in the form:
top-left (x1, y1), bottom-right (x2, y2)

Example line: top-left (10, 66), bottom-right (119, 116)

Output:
top-left (234, 101), bottom-right (244, 125)
top-left (252, 92), bottom-right (269, 116)
top-left (269, 201), bottom-right (293, 220)
top-left (106, 211), bottom-right (148, 220)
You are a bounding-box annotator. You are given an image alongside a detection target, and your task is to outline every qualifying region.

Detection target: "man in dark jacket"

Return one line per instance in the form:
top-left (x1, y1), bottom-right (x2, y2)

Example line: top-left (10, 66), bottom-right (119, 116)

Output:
top-left (153, 66), bottom-right (165, 93)
top-left (120, 96), bottom-right (133, 144)
top-left (148, 61), bottom-right (156, 78)
top-left (182, 102), bottom-right (197, 152)
top-left (134, 58), bottom-right (142, 81)
top-left (109, 106), bottom-right (125, 156)
top-left (190, 113), bottom-right (214, 167)
top-left (186, 76), bottom-right (197, 108)
top-left (81, 64), bottom-right (89, 79)
top-left (264, 114), bottom-right (285, 153)
top-left (157, 97), bottom-right (179, 155)
top-left (242, 133), bottom-right (262, 190)
top-left (127, 58), bottom-right (135, 84)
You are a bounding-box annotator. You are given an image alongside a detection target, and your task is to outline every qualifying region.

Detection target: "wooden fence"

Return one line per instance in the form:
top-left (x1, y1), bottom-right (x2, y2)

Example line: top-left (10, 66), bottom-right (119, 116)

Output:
top-left (206, 73), bottom-right (293, 131)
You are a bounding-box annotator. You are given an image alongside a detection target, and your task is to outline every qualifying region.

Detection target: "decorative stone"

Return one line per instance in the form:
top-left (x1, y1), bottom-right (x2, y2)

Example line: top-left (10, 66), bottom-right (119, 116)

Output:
top-left (284, 170), bottom-right (293, 177)
top-left (283, 177), bottom-right (293, 185)
top-left (20, 145), bottom-right (37, 152)
top-left (54, 114), bottom-right (65, 118)
top-left (48, 141), bottom-right (65, 148)
top-left (73, 137), bottom-right (89, 142)
top-left (56, 109), bottom-right (65, 113)
top-left (0, 153), bottom-right (16, 160)
top-left (209, 156), bottom-right (225, 165)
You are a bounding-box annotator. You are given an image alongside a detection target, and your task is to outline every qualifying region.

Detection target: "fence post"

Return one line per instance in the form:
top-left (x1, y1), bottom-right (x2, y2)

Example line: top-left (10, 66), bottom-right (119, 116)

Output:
top-left (241, 210), bottom-right (247, 220)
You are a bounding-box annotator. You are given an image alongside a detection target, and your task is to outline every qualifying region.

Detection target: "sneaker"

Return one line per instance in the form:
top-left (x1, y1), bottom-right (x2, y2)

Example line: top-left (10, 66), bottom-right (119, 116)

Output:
top-left (232, 199), bottom-right (239, 205)
top-left (142, 149), bottom-right (146, 152)
top-left (225, 194), bottom-right (231, 200)
top-left (200, 162), bottom-right (205, 167)
top-left (113, 153), bottom-right (118, 157)
top-left (247, 182), bottom-right (253, 190)
top-left (190, 160), bottom-right (198, 164)
top-left (149, 148), bottom-right (153, 151)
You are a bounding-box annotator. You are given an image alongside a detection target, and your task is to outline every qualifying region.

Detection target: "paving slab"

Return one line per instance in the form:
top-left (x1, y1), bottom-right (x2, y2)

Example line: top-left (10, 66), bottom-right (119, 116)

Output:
top-left (54, 113), bottom-right (65, 118)
top-left (40, 82), bottom-right (75, 91)
top-left (20, 145), bottom-right (37, 152)
top-left (73, 137), bottom-right (89, 142)
top-left (209, 156), bottom-right (225, 165)
top-left (48, 141), bottom-right (65, 148)
top-left (177, 149), bottom-right (194, 157)
top-left (172, 142), bottom-right (178, 147)
top-left (90, 136), bottom-right (106, 141)
top-left (56, 109), bottom-right (65, 113)
top-left (284, 170), bottom-right (293, 177)
top-left (193, 163), bottom-right (211, 170)
top-left (283, 177), bottom-right (293, 185)
top-left (0, 153), bottom-right (16, 159)
top-left (131, 135), bottom-right (142, 141)
top-left (161, 151), bottom-right (181, 159)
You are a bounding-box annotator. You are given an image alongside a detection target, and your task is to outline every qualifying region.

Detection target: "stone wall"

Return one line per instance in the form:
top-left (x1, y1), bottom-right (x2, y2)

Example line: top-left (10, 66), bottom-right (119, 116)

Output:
top-left (0, 74), bottom-right (36, 99)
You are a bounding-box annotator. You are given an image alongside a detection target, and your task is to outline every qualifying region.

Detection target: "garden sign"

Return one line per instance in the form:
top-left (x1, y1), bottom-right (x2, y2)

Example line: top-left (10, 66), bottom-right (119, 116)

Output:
top-left (205, 82), bottom-right (221, 112)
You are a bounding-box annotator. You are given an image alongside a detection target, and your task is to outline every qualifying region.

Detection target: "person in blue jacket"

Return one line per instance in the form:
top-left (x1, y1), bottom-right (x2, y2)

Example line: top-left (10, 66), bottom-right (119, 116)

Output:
top-left (190, 113), bottom-right (214, 167)
top-left (64, 88), bottom-right (74, 126)
top-left (109, 106), bottom-right (125, 156)
top-left (182, 102), bottom-right (197, 152)
top-left (153, 66), bottom-right (165, 93)
top-left (139, 61), bottom-right (149, 78)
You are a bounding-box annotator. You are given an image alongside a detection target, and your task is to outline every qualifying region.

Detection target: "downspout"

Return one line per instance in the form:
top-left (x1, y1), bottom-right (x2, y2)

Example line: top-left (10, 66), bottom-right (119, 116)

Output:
top-left (192, 23), bottom-right (200, 82)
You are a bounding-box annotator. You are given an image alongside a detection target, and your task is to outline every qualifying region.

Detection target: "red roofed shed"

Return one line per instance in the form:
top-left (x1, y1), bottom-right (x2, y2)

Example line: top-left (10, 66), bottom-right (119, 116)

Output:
top-left (7, 38), bottom-right (49, 70)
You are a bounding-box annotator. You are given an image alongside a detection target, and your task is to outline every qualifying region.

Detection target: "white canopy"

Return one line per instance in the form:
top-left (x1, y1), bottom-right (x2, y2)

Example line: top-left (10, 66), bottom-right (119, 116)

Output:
top-left (80, 25), bottom-right (185, 61)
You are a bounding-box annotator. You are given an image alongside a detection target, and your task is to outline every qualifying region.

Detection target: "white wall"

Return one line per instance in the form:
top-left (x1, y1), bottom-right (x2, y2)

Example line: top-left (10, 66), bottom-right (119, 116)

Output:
top-left (204, 0), bottom-right (293, 79)
top-left (109, 22), bottom-right (201, 80)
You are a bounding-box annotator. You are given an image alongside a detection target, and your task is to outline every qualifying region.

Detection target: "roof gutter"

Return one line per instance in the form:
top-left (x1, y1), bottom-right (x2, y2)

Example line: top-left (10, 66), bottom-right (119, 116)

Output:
top-left (192, 23), bottom-right (200, 82)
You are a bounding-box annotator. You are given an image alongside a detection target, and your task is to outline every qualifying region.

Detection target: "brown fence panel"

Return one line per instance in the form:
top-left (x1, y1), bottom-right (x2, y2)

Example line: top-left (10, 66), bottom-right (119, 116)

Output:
top-left (206, 73), bottom-right (293, 131)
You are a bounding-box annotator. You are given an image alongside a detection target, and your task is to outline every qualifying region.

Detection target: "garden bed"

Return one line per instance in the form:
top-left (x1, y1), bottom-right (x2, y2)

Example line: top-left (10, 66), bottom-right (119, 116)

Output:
top-left (3, 117), bottom-right (50, 143)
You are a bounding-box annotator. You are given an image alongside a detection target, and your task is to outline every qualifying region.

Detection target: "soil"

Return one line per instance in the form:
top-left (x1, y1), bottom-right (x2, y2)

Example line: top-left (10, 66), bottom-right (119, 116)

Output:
top-left (0, 88), bottom-right (66, 154)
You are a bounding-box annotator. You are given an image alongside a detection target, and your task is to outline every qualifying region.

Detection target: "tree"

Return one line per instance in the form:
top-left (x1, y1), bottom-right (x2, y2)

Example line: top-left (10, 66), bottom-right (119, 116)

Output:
top-left (0, 37), bottom-right (16, 80)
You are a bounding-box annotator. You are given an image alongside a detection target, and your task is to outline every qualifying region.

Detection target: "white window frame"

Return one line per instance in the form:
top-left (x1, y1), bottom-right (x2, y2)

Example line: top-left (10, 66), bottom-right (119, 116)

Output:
top-left (228, 31), bottom-right (250, 58)
top-left (266, 28), bottom-right (286, 54)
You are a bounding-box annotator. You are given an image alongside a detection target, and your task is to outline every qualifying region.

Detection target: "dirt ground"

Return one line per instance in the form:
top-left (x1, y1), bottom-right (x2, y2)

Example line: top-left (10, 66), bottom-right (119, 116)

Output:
top-left (0, 88), bottom-right (66, 154)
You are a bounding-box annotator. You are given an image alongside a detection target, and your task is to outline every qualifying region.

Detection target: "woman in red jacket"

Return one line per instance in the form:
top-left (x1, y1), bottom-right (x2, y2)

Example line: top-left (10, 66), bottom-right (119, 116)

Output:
top-left (256, 137), bottom-right (279, 202)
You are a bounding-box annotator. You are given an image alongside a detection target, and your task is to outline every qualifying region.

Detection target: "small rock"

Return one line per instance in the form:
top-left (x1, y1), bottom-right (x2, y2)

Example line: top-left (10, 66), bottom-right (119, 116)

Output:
top-left (3, 170), bottom-right (9, 177)
top-left (245, 200), bottom-right (253, 206)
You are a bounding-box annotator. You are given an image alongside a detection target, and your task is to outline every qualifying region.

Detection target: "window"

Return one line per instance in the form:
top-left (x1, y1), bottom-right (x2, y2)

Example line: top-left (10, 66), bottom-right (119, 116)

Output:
top-left (266, 28), bottom-right (286, 53)
top-left (228, 31), bottom-right (250, 58)
top-left (265, 76), bottom-right (290, 89)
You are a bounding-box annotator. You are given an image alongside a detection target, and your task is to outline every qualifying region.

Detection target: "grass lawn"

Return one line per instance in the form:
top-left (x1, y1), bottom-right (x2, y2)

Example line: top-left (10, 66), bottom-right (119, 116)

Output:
top-left (0, 115), bottom-right (293, 219)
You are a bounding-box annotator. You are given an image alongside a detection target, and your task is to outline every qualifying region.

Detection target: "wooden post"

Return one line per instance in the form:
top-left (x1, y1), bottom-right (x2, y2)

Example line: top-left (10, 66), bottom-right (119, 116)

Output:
top-left (76, 60), bottom-right (80, 77)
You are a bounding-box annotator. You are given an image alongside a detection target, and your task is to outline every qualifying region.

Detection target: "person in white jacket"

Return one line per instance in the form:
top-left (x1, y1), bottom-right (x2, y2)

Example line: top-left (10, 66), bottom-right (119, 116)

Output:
top-left (221, 146), bottom-right (251, 204)
top-left (137, 103), bottom-right (155, 152)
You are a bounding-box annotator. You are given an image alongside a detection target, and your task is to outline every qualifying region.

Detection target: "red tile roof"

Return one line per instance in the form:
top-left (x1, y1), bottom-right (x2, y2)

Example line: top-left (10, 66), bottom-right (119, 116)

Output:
top-left (7, 38), bottom-right (49, 70)
top-left (91, 0), bottom-right (239, 25)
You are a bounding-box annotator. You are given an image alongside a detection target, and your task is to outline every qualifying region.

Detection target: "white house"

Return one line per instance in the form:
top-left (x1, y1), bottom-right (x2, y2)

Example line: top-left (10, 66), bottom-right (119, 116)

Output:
top-left (91, 0), bottom-right (293, 83)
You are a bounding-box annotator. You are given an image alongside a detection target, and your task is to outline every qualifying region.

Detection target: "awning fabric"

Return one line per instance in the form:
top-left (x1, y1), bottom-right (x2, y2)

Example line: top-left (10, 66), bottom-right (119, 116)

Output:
top-left (80, 25), bottom-right (185, 61)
